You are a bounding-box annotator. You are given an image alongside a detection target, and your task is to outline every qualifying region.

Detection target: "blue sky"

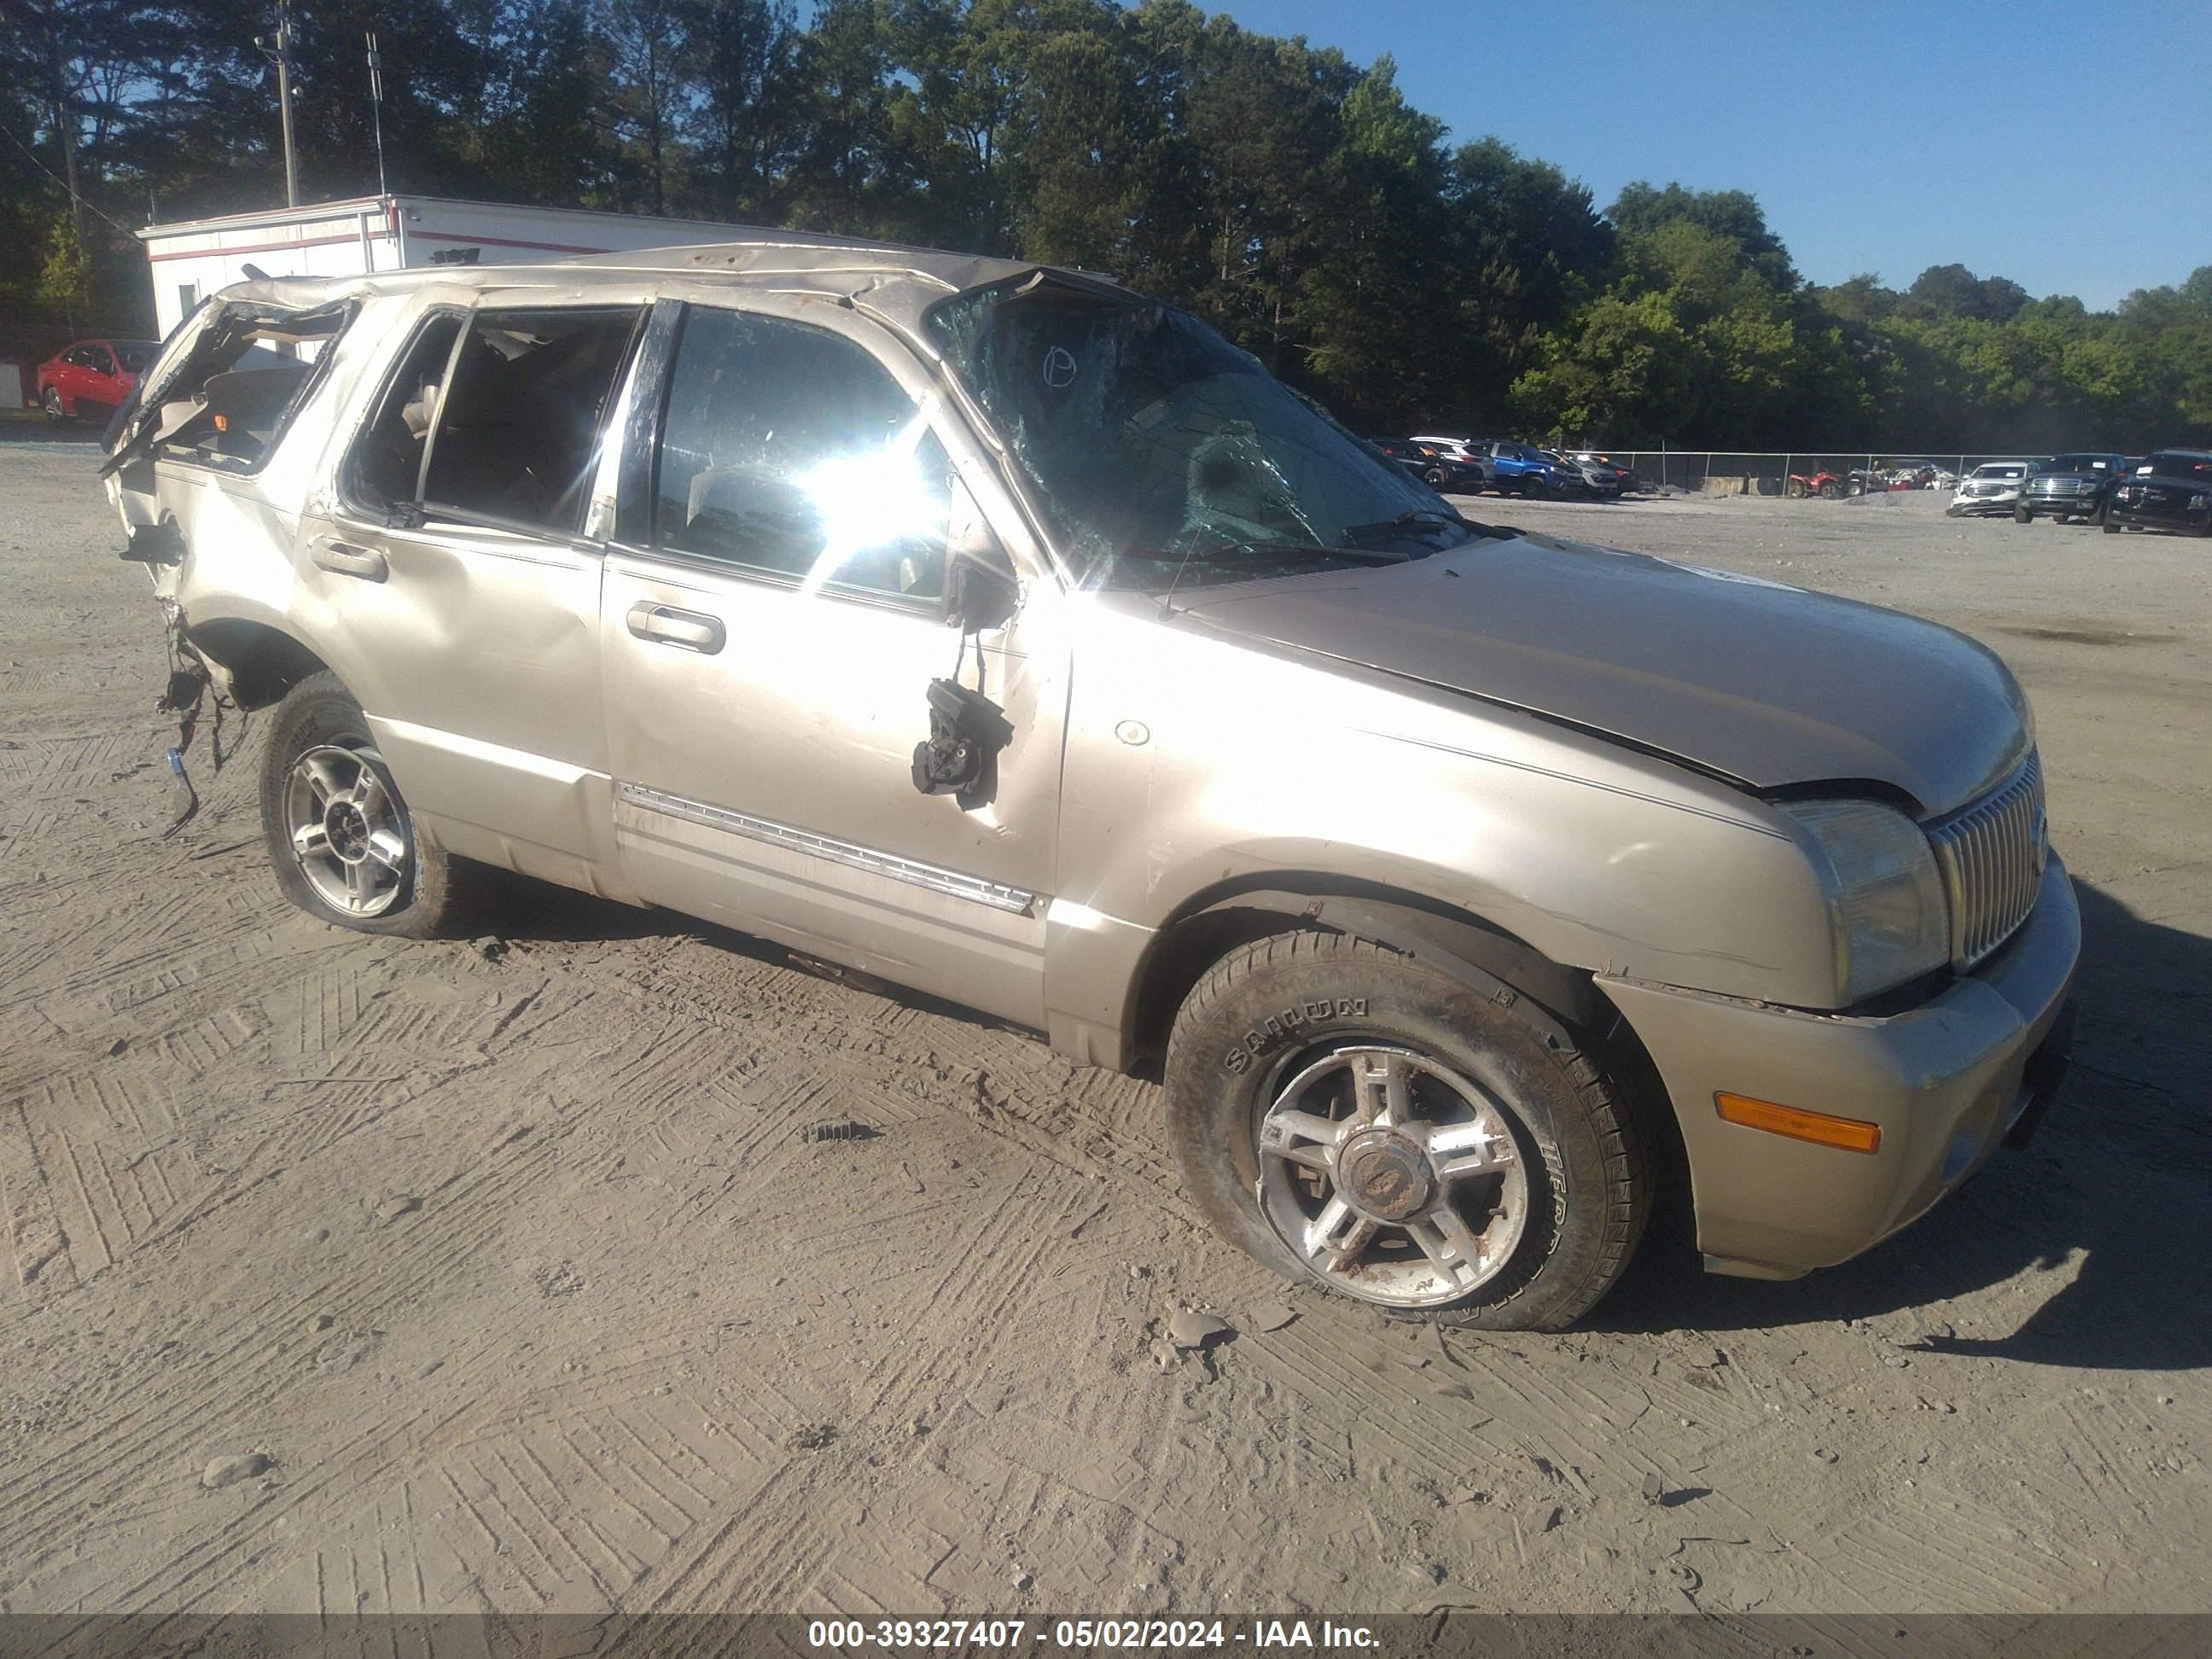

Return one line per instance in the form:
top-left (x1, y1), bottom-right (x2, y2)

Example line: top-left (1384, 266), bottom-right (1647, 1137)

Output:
top-left (1212, 0), bottom-right (2212, 311)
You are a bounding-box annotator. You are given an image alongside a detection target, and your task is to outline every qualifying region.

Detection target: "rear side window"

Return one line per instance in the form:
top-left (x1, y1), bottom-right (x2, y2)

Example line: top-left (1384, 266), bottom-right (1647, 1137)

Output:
top-left (421, 308), bottom-right (643, 533)
top-left (651, 306), bottom-right (951, 601)
top-left (348, 311), bottom-right (467, 516)
top-left (142, 302), bottom-right (352, 474)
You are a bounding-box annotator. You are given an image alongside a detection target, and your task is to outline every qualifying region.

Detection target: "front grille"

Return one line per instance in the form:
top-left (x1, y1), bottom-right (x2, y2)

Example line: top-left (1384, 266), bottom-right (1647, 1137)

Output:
top-left (1928, 754), bottom-right (2046, 969)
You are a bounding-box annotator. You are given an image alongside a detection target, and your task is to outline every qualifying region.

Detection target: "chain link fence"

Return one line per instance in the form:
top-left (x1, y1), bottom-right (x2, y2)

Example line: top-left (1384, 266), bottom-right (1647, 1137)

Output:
top-left (1588, 451), bottom-right (2052, 497)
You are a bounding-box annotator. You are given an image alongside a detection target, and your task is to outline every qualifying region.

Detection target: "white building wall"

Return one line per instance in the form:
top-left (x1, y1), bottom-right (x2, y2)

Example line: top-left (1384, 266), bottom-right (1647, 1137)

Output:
top-left (141, 196), bottom-right (762, 338)
top-left (143, 199), bottom-right (399, 337)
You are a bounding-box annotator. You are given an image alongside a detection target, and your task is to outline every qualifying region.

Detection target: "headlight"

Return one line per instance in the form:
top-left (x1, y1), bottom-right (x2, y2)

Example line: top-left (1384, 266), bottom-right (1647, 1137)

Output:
top-left (2190, 492), bottom-right (2209, 511)
top-left (1778, 799), bottom-right (1951, 1003)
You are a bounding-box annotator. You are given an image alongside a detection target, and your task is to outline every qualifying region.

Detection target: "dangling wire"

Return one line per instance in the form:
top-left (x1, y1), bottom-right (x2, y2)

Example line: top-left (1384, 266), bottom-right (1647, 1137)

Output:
top-left (154, 608), bottom-right (247, 839)
top-left (947, 620), bottom-right (987, 699)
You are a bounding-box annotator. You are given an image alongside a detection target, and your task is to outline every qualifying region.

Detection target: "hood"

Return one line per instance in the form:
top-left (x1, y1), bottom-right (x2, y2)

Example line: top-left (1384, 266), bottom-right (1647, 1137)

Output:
top-left (1165, 534), bottom-right (2030, 818)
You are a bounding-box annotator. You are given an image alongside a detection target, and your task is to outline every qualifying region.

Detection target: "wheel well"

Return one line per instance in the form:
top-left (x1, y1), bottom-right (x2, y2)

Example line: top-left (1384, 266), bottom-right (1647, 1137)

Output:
top-left (1126, 876), bottom-right (1695, 1243)
top-left (187, 619), bottom-right (330, 711)
top-left (1129, 876), bottom-right (1607, 1067)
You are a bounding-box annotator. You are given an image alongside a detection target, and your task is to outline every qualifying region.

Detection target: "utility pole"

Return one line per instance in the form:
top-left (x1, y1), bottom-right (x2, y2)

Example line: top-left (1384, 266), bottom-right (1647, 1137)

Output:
top-left (257, 2), bottom-right (300, 207)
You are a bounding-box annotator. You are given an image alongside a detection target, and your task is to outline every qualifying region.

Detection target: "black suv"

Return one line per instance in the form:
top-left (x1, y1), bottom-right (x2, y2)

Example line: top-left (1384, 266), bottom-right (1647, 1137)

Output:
top-left (2017, 452), bottom-right (2129, 525)
top-left (2104, 451), bottom-right (2212, 538)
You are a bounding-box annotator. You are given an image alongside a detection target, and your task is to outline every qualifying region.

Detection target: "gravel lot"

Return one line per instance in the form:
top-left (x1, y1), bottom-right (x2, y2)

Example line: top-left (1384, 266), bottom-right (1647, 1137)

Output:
top-left (2, 451), bottom-right (2207, 1620)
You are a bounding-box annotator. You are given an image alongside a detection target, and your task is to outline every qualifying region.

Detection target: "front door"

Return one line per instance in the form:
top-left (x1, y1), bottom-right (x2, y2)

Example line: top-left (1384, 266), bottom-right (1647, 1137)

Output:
top-left (598, 299), bottom-right (1066, 1028)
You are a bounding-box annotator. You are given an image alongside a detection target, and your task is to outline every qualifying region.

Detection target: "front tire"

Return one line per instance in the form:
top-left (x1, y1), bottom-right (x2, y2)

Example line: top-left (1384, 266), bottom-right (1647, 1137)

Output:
top-left (42, 387), bottom-right (67, 425)
top-left (259, 672), bottom-right (472, 937)
top-left (1164, 931), bottom-right (1652, 1331)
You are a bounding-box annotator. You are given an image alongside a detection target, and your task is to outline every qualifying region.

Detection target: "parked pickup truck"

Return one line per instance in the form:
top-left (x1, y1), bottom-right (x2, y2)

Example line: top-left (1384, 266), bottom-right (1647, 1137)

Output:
top-left (2104, 451), bottom-right (2212, 538)
top-left (2016, 453), bottom-right (2128, 525)
top-left (100, 236), bottom-right (2077, 1330)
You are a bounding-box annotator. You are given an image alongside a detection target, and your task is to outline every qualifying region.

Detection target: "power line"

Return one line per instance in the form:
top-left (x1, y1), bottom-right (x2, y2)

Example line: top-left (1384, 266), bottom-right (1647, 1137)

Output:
top-left (0, 120), bottom-right (139, 238)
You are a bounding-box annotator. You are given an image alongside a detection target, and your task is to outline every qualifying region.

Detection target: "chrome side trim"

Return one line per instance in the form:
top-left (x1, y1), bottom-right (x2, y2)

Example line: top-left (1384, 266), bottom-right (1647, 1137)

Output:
top-left (616, 782), bottom-right (1038, 917)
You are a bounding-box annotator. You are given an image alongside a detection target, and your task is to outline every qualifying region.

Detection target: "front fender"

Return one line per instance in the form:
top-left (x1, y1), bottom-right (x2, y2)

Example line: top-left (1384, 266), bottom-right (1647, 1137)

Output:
top-left (1040, 602), bottom-right (1840, 1068)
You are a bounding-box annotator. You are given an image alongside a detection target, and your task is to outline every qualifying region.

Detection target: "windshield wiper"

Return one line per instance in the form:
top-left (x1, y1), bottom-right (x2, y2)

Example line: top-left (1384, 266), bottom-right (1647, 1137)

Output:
top-left (1338, 509), bottom-right (1473, 549)
top-left (1237, 538), bottom-right (1412, 566)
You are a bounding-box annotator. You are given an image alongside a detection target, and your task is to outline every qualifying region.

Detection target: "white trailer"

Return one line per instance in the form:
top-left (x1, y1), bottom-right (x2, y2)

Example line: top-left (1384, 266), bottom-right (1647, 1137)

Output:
top-left (137, 195), bottom-right (761, 338)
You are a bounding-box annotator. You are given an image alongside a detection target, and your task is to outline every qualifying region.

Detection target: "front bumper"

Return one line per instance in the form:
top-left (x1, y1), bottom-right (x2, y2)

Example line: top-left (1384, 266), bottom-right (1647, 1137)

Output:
top-left (1947, 497), bottom-right (2019, 515)
top-left (2021, 494), bottom-right (2099, 517)
top-left (1599, 855), bottom-right (2081, 1278)
top-left (2107, 502), bottom-right (2209, 533)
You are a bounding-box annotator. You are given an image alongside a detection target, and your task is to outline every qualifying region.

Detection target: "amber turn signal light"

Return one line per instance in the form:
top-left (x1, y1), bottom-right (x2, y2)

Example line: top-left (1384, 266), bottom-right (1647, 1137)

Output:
top-left (1714, 1092), bottom-right (1882, 1154)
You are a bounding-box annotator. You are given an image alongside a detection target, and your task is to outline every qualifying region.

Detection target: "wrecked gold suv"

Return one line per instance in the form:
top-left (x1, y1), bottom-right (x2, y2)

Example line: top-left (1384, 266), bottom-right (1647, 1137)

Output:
top-left (103, 236), bottom-right (2079, 1330)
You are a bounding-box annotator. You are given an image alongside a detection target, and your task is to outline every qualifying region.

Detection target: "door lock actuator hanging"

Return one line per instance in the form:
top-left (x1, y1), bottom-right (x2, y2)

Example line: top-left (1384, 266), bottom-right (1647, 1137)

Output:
top-left (912, 600), bottom-right (1013, 807)
top-left (911, 674), bottom-right (1013, 806)
top-left (912, 481), bottom-right (1019, 806)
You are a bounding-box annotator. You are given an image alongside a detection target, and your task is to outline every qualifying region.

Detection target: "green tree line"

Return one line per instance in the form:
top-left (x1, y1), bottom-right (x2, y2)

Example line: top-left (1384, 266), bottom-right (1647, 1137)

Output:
top-left (7, 0), bottom-right (2209, 450)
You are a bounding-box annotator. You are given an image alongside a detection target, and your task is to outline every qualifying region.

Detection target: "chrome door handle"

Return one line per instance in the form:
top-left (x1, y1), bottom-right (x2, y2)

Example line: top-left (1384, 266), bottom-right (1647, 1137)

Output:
top-left (312, 540), bottom-right (387, 582)
top-left (626, 602), bottom-right (725, 655)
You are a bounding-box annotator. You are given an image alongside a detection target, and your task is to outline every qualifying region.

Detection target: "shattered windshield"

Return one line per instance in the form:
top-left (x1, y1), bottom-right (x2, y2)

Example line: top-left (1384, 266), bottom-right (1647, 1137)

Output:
top-left (925, 280), bottom-right (1469, 590)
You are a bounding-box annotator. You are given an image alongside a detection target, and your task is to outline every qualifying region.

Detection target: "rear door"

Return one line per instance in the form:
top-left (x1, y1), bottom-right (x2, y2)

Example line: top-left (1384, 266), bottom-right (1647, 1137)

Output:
top-left (597, 295), bottom-right (1068, 1027)
top-left (297, 300), bottom-right (648, 890)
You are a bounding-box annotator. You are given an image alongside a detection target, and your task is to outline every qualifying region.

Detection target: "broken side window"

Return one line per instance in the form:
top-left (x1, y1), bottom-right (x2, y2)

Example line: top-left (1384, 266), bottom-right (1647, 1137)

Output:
top-left (418, 307), bottom-right (646, 536)
top-left (122, 301), bottom-right (355, 476)
top-left (346, 310), bottom-right (468, 518)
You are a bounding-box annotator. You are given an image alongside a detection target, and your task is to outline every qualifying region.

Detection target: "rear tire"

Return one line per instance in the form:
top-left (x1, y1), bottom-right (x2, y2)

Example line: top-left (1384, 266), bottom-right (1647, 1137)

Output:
top-left (259, 672), bottom-right (474, 938)
top-left (1818, 480), bottom-right (1839, 498)
top-left (2013, 504), bottom-right (2031, 524)
top-left (1786, 480), bottom-right (1807, 498)
top-left (2103, 519), bottom-right (2121, 533)
top-left (1163, 931), bottom-right (1652, 1332)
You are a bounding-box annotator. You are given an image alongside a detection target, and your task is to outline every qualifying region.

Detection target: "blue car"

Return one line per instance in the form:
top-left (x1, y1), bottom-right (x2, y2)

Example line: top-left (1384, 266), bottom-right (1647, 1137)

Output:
top-left (1471, 440), bottom-right (1580, 497)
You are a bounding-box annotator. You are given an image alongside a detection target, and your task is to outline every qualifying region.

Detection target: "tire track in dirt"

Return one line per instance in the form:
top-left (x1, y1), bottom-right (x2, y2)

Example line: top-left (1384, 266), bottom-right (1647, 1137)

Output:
top-left (0, 1105), bottom-right (574, 1573)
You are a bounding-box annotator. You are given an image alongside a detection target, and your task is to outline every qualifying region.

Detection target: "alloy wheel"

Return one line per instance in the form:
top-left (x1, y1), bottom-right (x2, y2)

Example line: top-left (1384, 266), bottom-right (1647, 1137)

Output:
top-left (283, 743), bottom-right (410, 917)
top-left (1255, 1044), bottom-right (1531, 1308)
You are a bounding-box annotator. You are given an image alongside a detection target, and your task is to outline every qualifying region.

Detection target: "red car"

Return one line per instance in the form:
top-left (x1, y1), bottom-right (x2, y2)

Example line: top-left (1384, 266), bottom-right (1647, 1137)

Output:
top-left (37, 337), bottom-right (159, 425)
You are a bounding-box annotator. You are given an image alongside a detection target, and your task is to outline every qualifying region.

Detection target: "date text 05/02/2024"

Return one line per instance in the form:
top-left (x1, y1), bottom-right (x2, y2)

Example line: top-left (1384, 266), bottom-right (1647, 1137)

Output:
top-left (805, 1620), bottom-right (1380, 1650)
